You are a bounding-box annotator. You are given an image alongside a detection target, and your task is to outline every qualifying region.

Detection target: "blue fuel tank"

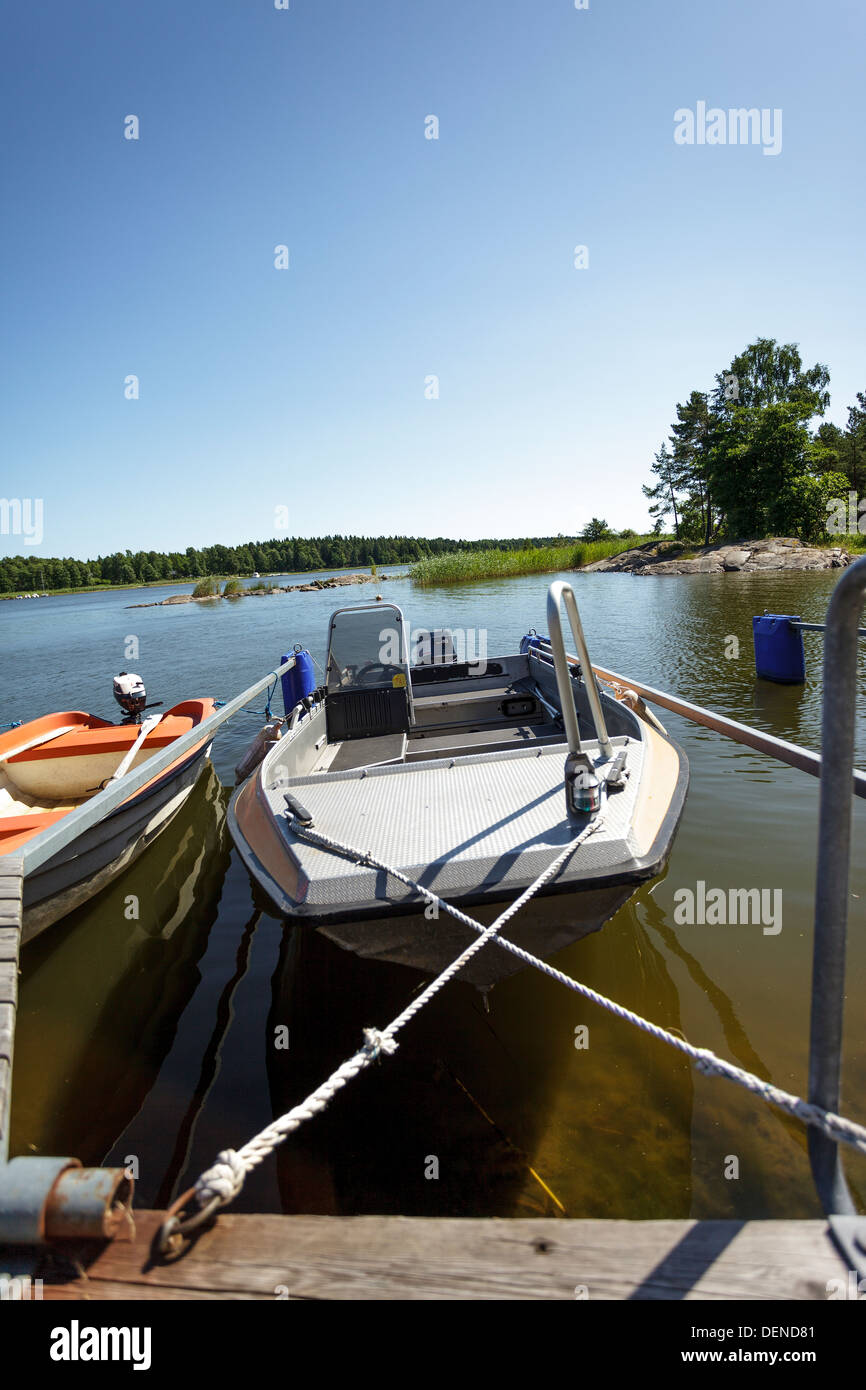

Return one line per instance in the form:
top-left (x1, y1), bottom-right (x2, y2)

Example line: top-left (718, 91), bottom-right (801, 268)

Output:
top-left (752, 615), bottom-right (806, 683)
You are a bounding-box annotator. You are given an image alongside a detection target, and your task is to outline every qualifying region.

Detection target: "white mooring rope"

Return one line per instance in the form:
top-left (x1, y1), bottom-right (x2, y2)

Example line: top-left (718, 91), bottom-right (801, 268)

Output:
top-left (193, 816), bottom-right (601, 1206)
top-left (192, 816), bottom-right (866, 1213)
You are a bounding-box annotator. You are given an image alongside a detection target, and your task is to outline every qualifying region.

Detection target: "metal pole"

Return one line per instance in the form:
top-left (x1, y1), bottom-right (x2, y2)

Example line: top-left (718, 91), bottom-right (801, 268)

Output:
top-left (791, 621), bottom-right (866, 637)
top-left (545, 584), bottom-right (582, 754)
top-left (546, 583), bottom-right (613, 759)
top-left (808, 555), bottom-right (866, 1225)
top-left (561, 586), bottom-right (613, 759)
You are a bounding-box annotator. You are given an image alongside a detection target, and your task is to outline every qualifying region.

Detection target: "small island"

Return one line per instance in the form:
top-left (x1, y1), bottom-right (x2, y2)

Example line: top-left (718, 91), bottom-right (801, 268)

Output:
top-left (581, 537), bottom-right (851, 577)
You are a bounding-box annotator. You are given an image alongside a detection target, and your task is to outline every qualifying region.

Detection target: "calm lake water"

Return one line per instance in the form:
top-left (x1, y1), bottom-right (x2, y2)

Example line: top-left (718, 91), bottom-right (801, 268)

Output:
top-left (3, 567), bottom-right (865, 1219)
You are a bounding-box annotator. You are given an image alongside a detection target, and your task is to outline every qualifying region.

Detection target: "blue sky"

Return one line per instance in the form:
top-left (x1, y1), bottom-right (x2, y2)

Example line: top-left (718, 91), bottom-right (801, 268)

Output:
top-left (2, 0), bottom-right (864, 557)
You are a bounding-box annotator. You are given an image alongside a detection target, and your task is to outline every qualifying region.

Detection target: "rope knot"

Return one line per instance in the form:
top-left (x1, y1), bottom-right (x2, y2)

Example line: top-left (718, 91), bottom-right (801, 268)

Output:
top-left (692, 1049), bottom-right (721, 1077)
top-left (363, 1027), bottom-right (398, 1060)
top-left (194, 1148), bottom-right (247, 1207)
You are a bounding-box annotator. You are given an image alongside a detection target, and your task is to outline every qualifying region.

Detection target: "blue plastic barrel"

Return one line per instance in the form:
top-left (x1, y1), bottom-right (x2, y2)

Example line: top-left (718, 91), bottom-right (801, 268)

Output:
top-left (752, 615), bottom-right (806, 684)
top-left (281, 648), bottom-right (316, 713)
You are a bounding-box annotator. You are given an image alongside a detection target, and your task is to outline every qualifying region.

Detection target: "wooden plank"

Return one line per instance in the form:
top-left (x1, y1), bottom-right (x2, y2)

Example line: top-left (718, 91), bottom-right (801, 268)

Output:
top-left (0, 962), bottom-right (17, 1007)
top-left (0, 857), bottom-right (24, 885)
top-left (0, 1000), bottom-right (15, 1053)
top-left (14, 1215), bottom-right (848, 1301)
top-left (0, 1066), bottom-right (11, 1160)
top-left (0, 857), bottom-right (22, 1162)
top-left (0, 928), bottom-right (20, 961)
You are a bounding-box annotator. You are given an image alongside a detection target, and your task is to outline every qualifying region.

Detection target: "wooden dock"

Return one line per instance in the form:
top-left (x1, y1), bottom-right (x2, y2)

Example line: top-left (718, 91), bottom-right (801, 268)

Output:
top-left (7, 1212), bottom-right (848, 1300)
top-left (0, 858), bottom-right (23, 1164)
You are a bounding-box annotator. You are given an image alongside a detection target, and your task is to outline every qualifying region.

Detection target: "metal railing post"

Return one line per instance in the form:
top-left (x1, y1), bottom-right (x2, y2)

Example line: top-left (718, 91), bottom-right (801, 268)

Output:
top-left (808, 554), bottom-right (866, 1270)
top-left (546, 582), bottom-right (613, 759)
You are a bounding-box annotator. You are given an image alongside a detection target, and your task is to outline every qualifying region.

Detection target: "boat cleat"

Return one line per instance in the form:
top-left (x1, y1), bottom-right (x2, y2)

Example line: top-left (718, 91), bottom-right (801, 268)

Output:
top-left (602, 748), bottom-right (629, 791)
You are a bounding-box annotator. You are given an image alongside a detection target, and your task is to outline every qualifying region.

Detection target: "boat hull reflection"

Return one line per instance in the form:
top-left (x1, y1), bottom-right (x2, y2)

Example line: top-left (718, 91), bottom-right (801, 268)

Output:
top-left (266, 887), bottom-right (695, 1220)
top-left (11, 763), bottom-right (230, 1165)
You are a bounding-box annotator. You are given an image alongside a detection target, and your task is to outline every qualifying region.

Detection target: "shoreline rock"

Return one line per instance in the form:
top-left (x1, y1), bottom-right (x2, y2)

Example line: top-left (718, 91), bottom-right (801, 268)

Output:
top-left (581, 538), bottom-right (851, 577)
top-left (126, 572), bottom-right (405, 608)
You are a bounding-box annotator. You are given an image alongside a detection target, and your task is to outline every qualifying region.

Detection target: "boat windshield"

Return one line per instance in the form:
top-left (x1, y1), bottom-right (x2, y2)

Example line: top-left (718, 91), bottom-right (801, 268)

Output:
top-left (325, 604), bottom-right (411, 694)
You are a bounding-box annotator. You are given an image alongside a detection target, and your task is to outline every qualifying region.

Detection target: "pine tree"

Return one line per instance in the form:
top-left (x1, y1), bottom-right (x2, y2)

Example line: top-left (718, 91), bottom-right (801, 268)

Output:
top-left (642, 443), bottom-right (682, 538)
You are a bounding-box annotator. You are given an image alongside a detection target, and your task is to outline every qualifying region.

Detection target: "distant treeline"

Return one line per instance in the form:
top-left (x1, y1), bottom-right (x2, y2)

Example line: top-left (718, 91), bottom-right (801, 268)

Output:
top-left (0, 534), bottom-right (580, 594)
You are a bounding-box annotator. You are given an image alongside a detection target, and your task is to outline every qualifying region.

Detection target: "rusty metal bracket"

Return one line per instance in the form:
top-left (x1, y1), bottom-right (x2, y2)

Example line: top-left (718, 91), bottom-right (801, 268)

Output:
top-left (0, 1157), bottom-right (133, 1245)
top-left (154, 1185), bottom-right (222, 1262)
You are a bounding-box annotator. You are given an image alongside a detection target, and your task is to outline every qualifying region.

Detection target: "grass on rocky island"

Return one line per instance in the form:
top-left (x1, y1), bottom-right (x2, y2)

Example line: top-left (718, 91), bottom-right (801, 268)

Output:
top-left (409, 537), bottom-right (654, 586)
top-left (192, 577), bottom-right (221, 598)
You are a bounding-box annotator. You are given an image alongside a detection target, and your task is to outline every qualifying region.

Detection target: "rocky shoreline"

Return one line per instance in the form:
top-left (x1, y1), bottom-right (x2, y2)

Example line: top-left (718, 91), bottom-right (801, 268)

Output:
top-left (128, 571), bottom-right (403, 608)
top-left (581, 537), bottom-right (851, 577)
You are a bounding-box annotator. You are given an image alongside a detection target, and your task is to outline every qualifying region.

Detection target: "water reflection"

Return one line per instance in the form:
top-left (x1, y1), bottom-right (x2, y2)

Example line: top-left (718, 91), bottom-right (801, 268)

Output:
top-left (11, 763), bottom-right (229, 1164)
top-left (265, 895), bottom-right (694, 1218)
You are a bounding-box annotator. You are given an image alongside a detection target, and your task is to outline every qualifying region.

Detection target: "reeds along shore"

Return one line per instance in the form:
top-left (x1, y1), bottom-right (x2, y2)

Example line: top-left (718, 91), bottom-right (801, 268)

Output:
top-left (409, 539), bottom-right (650, 586)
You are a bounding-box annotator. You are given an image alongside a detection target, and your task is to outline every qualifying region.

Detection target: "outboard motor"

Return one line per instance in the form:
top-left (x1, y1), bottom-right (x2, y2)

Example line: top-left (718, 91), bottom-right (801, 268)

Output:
top-left (113, 671), bottom-right (148, 722)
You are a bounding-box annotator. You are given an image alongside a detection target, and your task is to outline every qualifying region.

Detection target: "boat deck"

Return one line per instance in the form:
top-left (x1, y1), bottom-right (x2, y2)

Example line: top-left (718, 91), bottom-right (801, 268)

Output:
top-left (272, 737), bottom-right (643, 913)
top-left (319, 720), bottom-right (565, 772)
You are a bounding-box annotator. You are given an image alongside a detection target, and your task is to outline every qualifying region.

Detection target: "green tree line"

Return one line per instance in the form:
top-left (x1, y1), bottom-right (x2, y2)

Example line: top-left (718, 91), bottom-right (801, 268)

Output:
top-left (0, 534), bottom-right (581, 594)
top-left (643, 337), bottom-right (865, 543)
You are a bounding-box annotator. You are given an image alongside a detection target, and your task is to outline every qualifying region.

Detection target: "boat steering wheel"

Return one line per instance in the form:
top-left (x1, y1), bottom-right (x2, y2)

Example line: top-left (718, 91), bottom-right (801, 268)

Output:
top-left (352, 662), bottom-right (404, 687)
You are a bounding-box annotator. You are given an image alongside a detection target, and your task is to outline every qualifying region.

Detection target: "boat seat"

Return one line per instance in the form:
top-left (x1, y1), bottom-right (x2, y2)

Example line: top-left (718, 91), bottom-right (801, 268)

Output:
top-left (7, 715), bottom-right (195, 763)
top-left (412, 689), bottom-right (545, 732)
top-left (405, 721), bottom-right (566, 762)
top-left (0, 807), bottom-right (70, 852)
top-left (0, 809), bottom-right (69, 834)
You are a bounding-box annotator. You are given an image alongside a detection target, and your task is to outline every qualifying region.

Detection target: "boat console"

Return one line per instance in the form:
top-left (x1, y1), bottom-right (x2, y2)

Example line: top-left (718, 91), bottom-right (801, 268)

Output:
top-left (324, 603), bottom-right (415, 742)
